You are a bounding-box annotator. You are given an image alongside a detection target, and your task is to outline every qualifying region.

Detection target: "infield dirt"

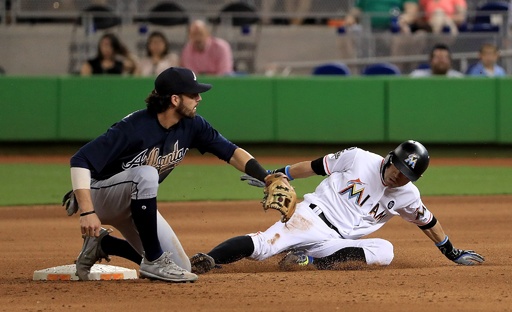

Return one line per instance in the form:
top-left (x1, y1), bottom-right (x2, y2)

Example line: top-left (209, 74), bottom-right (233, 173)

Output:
top-left (0, 154), bottom-right (510, 312)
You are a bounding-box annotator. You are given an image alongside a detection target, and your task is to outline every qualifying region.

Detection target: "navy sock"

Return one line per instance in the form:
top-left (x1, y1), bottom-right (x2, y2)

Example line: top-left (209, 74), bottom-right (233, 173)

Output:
top-left (314, 247), bottom-right (366, 270)
top-left (208, 235), bottom-right (254, 264)
top-left (130, 198), bottom-right (163, 262)
top-left (101, 235), bottom-right (143, 264)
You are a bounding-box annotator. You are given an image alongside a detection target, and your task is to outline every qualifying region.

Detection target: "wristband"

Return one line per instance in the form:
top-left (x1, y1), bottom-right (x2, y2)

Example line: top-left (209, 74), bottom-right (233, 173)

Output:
top-left (284, 165), bottom-right (294, 181)
top-left (436, 236), bottom-right (461, 261)
top-left (80, 210), bottom-right (96, 217)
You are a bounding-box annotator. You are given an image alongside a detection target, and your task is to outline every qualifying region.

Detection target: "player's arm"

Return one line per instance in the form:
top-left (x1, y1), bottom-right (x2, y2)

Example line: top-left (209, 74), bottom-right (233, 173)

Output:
top-left (70, 165), bottom-right (102, 237)
top-left (271, 156), bottom-right (325, 181)
top-left (229, 148), bottom-right (269, 182)
top-left (239, 154), bottom-right (327, 187)
top-left (419, 216), bottom-right (484, 265)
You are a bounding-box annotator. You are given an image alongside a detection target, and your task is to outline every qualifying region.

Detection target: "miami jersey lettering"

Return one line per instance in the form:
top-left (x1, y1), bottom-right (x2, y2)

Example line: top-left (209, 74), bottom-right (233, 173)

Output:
top-left (303, 147), bottom-right (432, 239)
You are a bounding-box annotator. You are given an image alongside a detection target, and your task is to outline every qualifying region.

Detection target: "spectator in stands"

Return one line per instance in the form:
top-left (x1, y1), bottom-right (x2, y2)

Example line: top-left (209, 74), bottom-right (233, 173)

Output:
top-left (417, 0), bottom-right (467, 35)
top-left (180, 20), bottom-right (233, 76)
top-left (344, 0), bottom-right (419, 34)
top-left (80, 33), bottom-right (138, 76)
top-left (410, 43), bottom-right (463, 77)
top-left (467, 43), bottom-right (506, 77)
top-left (339, 0), bottom-right (421, 73)
top-left (261, 0), bottom-right (312, 25)
top-left (137, 31), bottom-right (179, 77)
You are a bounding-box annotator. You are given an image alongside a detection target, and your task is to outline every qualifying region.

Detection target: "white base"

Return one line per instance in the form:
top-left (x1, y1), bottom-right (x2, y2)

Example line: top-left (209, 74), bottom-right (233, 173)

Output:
top-left (33, 264), bottom-right (138, 281)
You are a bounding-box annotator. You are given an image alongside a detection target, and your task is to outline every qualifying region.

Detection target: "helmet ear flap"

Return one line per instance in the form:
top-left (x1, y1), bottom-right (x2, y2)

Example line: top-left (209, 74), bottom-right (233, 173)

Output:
top-left (383, 152), bottom-right (393, 168)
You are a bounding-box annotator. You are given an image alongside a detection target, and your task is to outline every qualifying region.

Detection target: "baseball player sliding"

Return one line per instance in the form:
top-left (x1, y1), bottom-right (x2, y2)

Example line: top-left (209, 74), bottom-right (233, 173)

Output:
top-left (190, 140), bottom-right (485, 273)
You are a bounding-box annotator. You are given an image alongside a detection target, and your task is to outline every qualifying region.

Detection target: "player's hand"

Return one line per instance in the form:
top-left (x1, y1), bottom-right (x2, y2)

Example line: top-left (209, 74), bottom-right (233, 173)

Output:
top-left (240, 174), bottom-right (266, 188)
top-left (452, 249), bottom-right (485, 265)
top-left (80, 213), bottom-right (102, 237)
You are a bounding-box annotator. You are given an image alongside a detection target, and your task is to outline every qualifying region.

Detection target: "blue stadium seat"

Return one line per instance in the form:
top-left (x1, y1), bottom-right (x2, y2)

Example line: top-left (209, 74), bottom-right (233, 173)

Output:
top-left (362, 63), bottom-right (401, 76)
top-left (470, 1), bottom-right (509, 32)
top-left (312, 63), bottom-right (351, 76)
top-left (416, 63), bottom-right (430, 70)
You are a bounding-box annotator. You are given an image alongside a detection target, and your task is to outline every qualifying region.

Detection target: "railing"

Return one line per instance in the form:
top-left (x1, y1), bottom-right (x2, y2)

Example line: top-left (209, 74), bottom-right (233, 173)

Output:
top-left (270, 49), bottom-right (512, 76)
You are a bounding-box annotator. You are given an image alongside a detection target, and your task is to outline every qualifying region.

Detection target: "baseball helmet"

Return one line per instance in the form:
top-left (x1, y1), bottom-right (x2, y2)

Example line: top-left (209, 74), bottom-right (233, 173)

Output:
top-left (385, 140), bottom-right (430, 182)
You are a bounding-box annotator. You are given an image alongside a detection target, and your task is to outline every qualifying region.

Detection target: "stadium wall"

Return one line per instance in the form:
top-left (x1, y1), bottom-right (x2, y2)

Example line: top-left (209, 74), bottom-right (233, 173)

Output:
top-left (0, 76), bottom-right (510, 144)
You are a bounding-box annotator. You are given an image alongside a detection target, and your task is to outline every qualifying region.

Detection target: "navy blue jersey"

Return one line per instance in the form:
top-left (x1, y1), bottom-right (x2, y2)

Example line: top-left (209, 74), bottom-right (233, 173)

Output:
top-left (70, 109), bottom-right (238, 182)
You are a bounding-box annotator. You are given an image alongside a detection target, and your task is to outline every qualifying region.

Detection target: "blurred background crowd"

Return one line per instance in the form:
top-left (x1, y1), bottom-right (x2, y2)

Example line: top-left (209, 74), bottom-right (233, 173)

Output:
top-left (0, 0), bottom-right (511, 77)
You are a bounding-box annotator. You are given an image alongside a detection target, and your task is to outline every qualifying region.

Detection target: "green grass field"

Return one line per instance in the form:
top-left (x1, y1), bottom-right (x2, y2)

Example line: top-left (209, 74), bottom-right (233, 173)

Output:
top-left (1, 163), bottom-right (511, 206)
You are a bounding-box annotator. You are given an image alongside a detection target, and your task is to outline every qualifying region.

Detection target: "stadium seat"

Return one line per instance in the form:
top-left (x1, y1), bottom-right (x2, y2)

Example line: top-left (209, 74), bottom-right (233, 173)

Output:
top-left (210, 2), bottom-right (260, 27)
top-left (416, 63), bottom-right (430, 70)
top-left (79, 5), bottom-right (121, 30)
top-left (470, 1), bottom-right (509, 32)
top-left (362, 63), bottom-right (401, 76)
top-left (312, 63), bottom-right (351, 75)
top-left (210, 2), bottom-right (261, 74)
top-left (146, 2), bottom-right (189, 26)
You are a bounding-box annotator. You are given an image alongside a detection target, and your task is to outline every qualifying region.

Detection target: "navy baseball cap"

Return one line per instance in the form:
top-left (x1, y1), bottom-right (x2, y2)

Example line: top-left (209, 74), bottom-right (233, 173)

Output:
top-left (155, 67), bottom-right (212, 96)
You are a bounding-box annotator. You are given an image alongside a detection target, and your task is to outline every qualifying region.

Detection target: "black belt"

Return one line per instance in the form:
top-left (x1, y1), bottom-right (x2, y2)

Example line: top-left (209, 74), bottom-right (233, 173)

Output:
top-left (309, 204), bottom-right (342, 237)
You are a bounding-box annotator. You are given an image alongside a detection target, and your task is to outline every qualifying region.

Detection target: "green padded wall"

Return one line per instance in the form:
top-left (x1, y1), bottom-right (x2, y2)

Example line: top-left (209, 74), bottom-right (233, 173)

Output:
top-left (0, 77), bottom-right (59, 141)
top-left (274, 77), bottom-right (387, 143)
top-left (198, 77), bottom-right (275, 142)
top-left (388, 78), bottom-right (497, 143)
top-left (1, 76), bottom-right (511, 144)
top-left (498, 79), bottom-right (512, 143)
top-left (59, 77), bottom-right (153, 140)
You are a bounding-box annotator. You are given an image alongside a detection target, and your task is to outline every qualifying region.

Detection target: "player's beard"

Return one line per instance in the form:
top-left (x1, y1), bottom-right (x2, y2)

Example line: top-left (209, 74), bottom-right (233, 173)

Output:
top-left (176, 97), bottom-right (196, 119)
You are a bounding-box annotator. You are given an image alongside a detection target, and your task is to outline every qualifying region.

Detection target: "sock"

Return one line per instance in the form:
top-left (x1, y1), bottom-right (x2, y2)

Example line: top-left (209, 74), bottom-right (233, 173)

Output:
top-left (314, 247), bottom-right (366, 270)
top-left (130, 198), bottom-right (163, 262)
top-left (101, 235), bottom-right (143, 264)
top-left (208, 235), bottom-right (255, 264)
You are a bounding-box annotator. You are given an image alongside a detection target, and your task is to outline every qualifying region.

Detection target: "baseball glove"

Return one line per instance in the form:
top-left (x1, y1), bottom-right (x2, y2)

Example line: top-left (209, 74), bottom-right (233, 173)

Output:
top-left (262, 173), bottom-right (297, 223)
top-left (62, 189), bottom-right (79, 216)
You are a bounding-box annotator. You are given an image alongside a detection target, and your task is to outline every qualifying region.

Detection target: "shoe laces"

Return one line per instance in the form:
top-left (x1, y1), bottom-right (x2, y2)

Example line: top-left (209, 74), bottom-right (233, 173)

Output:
top-left (160, 252), bottom-right (187, 273)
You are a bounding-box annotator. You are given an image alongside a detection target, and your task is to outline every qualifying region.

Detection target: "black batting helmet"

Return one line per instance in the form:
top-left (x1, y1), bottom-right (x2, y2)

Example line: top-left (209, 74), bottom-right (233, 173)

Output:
top-left (385, 140), bottom-right (430, 182)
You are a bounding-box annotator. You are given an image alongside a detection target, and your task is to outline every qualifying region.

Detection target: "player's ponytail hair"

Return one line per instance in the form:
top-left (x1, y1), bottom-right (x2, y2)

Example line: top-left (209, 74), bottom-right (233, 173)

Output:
top-left (145, 89), bottom-right (171, 114)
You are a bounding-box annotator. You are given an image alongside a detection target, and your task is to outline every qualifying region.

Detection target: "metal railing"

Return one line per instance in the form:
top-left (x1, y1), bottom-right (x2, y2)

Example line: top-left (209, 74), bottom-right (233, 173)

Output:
top-left (271, 49), bottom-right (512, 76)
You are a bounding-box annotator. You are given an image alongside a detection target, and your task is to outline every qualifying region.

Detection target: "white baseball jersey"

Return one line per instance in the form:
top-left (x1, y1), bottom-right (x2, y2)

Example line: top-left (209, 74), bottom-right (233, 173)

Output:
top-left (303, 147), bottom-right (433, 239)
top-left (249, 147), bottom-right (434, 265)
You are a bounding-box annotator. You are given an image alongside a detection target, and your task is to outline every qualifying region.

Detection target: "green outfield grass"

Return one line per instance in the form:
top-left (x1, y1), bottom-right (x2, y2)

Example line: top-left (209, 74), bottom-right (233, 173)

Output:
top-left (0, 163), bottom-right (511, 206)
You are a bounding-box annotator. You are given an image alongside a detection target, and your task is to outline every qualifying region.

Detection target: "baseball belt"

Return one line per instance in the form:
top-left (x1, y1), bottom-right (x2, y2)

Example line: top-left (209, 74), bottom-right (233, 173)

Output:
top-left (309, 204), bottom-right (343, 238)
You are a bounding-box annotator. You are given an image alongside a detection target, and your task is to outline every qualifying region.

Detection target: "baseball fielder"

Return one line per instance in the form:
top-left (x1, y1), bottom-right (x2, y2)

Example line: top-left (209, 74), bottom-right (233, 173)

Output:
top-left (190, 140), bottom-right (485, 272)
top-left (65, 67), bottom-right (270, 282)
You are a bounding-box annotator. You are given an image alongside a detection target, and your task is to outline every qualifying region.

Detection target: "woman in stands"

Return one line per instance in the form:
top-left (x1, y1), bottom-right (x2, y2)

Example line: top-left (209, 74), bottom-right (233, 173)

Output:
top-left (80, 33), bottom-right (138, 76)
top-left (136, 31), bottom-right (179, 77)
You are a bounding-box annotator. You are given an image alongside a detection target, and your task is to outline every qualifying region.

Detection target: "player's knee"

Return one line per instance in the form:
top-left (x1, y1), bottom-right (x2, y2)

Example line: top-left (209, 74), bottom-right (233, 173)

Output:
top-left (378, 239), bottom-right (394, 265)
top-left (365, 239), bottom-right (394, 266)
top-left (132, 166), bottom-right (159, 197)
top-left (248, 232), bottom-right (277, 261)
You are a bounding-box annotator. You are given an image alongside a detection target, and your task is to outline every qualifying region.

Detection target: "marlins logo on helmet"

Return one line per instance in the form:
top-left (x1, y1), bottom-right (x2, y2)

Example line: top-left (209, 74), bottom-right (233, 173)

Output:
top-left (404, 153), bottom-right (419, 169)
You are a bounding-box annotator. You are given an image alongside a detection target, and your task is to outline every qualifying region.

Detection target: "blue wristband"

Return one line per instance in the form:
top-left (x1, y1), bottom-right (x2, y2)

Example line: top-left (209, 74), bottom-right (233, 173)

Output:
top-left (285, 165), bottom-right (294, 181)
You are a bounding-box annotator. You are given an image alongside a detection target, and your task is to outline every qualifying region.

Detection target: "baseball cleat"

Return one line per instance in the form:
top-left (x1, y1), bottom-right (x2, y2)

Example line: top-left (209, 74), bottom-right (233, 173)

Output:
top-left (278, 250), bottom-right (315, 271)
top-left (139, 251), bottom-right (198, 283)
top-left (190, 252), bottom-right (216, 274)
top-left (75, 227), bottom-right (112, 281)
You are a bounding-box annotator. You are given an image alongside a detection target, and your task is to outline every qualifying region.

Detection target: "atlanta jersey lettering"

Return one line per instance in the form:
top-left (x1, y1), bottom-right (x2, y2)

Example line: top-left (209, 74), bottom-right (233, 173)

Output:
top-left (303, 147), bottom-right (433, 239)
top-left (70, 109), bottom-right (237, 182)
